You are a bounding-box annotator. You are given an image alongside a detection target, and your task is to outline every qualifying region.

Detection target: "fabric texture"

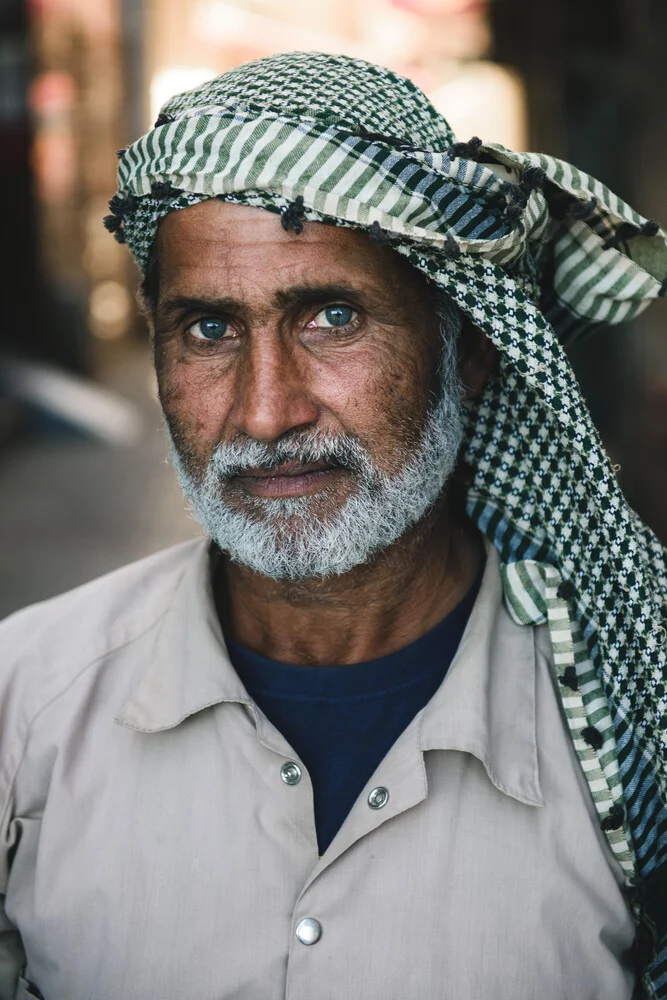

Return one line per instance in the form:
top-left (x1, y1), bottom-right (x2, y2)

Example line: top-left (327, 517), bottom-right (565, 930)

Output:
top-left (0, 541), bottom-right (636, 999)
top-left (227, 565), bottom-right (480, 854)
top-left (106, 52), bottom-right (667, 995)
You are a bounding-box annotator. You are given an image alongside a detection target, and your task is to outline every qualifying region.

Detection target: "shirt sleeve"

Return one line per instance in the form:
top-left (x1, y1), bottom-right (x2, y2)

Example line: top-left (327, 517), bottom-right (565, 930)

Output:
top-left (0, 796), bottom-right (26, 999)
top-left (0, 905), bottom-right (24, 1000)
top-left (0, 610), bottom-right (36, 999)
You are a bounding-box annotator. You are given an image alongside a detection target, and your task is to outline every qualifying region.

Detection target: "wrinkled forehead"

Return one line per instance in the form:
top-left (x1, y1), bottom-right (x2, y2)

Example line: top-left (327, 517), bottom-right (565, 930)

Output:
top-left (154, 199), bottom-right (436, 306)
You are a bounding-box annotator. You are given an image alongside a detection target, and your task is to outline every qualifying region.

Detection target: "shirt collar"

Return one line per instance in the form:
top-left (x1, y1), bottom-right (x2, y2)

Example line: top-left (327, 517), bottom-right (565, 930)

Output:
top-left (419, 544), bottom-right (544, 807)
top-left (116, 541), bottom-right (544, 810)
top-left (115, 541), bottom-right (250, 733)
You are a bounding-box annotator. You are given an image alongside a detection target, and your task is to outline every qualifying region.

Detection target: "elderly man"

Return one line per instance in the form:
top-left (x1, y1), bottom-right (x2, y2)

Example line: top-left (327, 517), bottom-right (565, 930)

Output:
top-left (2, 52), bottom-right (667, 1000)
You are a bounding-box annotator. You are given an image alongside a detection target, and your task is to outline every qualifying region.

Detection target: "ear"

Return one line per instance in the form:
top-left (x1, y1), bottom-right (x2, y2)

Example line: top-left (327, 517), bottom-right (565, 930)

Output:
top-left (457, 314), bottom-right (497, 399)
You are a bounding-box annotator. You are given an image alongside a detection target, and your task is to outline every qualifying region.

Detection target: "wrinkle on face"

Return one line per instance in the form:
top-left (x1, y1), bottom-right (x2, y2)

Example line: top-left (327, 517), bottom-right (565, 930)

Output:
top-left (153, 200), bottom-right (442, 490)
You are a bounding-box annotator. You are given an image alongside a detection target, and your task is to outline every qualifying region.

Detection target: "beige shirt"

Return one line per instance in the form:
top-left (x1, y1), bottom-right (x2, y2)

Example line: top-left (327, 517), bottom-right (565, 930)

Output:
top-left (0, 540), bottom-right (635, 1000)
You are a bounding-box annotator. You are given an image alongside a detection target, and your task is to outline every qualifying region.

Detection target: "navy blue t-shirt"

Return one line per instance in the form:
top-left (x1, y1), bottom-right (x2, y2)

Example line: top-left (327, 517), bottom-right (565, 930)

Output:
top-left (227, 569), bottom-right (481, 854)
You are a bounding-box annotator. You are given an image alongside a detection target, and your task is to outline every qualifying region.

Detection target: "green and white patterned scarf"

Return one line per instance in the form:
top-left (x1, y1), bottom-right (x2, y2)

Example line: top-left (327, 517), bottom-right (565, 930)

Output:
top-left (107, 52), bottom-right (667, 996)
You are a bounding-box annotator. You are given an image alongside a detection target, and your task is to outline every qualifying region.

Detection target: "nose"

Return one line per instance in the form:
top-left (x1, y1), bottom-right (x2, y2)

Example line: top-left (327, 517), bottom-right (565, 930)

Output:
top-left (228, 332), bottom-right (320, 443)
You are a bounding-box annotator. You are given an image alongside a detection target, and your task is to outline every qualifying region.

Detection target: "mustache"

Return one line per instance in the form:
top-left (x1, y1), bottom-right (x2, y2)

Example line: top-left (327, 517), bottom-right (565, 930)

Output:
top-left (209, 432), bottom-right (372, 479)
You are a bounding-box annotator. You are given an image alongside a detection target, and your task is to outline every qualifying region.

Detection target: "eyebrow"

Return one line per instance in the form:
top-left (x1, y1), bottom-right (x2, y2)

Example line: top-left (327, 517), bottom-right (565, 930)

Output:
top-left (274, 284), bottom-right (365, 309)
top-left (158, 284), bottom-right (367, 320)
top-left (158, 295), bottom-right (240, 320)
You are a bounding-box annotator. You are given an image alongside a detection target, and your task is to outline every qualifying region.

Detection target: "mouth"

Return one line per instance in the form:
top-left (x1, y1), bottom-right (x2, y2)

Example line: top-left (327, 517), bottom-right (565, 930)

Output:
top-left (231, 460), bottom-right (347, 498)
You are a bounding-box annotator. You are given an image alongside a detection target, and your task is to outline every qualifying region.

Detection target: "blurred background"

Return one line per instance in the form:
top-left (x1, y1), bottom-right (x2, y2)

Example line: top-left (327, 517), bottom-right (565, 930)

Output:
top-left (1, 0), bottom-right (666, 617)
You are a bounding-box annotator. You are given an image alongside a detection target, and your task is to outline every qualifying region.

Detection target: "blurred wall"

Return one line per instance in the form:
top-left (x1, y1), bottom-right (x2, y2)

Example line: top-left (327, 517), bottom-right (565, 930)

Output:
top-left (0, 0), bottom-right (43, 369)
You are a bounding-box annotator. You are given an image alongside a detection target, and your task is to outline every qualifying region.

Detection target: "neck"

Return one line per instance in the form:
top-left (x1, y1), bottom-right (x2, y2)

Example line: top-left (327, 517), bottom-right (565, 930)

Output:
top-left (215, 500), bottom-right (483, 666)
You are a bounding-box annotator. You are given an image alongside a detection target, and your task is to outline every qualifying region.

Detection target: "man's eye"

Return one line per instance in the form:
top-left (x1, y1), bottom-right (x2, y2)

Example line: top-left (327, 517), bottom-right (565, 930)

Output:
top-left (187, 318), bottom-right (233, 341)
top-left (310, 304), bottom-right (358, 329)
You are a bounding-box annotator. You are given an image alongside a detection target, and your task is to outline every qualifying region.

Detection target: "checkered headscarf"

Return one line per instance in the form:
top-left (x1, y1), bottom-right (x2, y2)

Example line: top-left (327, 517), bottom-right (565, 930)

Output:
top-left (107, 52), bottom-right (667, 992)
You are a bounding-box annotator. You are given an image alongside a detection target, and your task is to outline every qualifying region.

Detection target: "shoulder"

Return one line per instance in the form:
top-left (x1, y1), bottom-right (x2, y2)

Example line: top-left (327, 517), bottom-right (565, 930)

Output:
top-left (0, 540), bottom-right (206, 722)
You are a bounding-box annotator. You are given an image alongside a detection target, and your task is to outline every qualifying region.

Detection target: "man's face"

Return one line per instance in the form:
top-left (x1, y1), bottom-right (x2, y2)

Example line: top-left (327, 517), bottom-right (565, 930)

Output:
top-left (151, 199), bottom-right (464, 578)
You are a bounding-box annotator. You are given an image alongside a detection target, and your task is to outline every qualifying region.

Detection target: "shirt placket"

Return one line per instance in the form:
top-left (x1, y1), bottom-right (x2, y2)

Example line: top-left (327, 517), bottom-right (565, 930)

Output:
top-left (281, 715), bottom-right (428, 1000)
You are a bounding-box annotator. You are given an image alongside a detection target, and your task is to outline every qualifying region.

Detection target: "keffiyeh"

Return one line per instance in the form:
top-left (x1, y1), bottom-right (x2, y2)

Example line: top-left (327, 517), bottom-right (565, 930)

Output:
top-left (106, 51), bottom-right (667, 995)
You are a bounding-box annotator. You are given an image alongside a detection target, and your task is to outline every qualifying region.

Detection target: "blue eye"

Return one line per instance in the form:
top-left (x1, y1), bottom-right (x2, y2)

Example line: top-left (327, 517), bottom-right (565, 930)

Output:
top-left (189, 318), bottom-right (230, 341)
top-left (318, 304), bottom-right (356, 328)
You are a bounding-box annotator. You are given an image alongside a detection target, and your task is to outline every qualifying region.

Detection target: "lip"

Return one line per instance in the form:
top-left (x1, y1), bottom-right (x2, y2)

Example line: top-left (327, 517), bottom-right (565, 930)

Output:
top-left (232, 461), bottom-right (345, 498)
top-left (235, 460), bottom-right (334, 480)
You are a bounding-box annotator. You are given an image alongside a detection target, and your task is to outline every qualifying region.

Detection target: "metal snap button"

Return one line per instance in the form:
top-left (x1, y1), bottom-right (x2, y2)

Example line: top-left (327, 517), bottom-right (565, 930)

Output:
top-left (295, 917), bottom-right (322, 945)
top-left (280, 761), bottom-right (302, 786)
top-left (368, 786), bottom-right (389, 809)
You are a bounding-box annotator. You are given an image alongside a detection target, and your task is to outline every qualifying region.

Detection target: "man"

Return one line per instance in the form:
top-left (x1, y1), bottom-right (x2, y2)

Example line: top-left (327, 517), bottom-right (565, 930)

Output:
top-left (2, 51), bottom-right (667, 1000)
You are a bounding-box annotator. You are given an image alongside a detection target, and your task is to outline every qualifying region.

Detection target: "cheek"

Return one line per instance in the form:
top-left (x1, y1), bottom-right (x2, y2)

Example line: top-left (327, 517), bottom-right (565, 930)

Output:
top-left (317, 343), bottom-right (431, 456)
top-left (156, 353), bottom-right (233, 465)
top-left (374, 365), bottom-right (431, 458)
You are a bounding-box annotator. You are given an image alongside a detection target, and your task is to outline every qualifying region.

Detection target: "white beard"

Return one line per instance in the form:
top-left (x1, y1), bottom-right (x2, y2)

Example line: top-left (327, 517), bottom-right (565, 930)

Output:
top-left (169, 311), bottom-right (463, 581)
